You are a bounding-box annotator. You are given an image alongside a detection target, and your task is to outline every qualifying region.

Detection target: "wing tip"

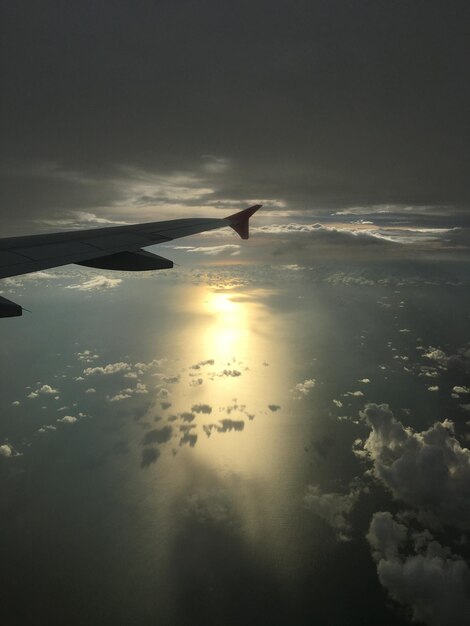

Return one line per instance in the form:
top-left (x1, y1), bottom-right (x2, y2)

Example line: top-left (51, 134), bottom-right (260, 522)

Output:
top-left (227, 204), bottom-right (262, 239)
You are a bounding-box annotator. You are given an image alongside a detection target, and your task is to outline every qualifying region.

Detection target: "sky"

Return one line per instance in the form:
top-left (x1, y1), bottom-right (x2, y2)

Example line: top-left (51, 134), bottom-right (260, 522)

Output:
top-left (1, 2), bottom-right (470, 625)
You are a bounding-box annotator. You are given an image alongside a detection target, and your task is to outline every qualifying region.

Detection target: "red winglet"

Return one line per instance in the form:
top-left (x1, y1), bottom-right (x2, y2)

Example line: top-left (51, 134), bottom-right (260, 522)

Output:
top-left (226, 204), bottom-right (262, 239)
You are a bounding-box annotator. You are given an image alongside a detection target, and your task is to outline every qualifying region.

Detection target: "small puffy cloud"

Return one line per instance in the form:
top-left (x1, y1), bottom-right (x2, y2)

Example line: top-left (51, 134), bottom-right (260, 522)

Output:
top-left (107, 383), bottom-right (148, 402)
top-left (423, 347), bottom-right (448, 366)
top-left (38, 425), bottom-right (57, 433)
top-left (27, 384), bottom-right (58, 398)
top-left (292, 378), bottom-right (316, 397)
top-left (428, 386), bottom-right (439, 392)
top-left (108, 392), bottom-right (132, 402)
top-left (11, 401), bottom-right (20, 406)
top-left (135, 358), bottom-right (165, 373)
top-left (358, 378), bottom-right (370, 384)
top-left (38, 384), bottom-right (58, 395)
top-left (57, 415), bottom-right (78, 424)
top-left (304, 485), bottom-right (361, 541)
top-left (85, 388), bottom-right (96, 394)
top-left (67, 275), bottom-right (122, 291)
top-left (0, 443), bottom-right (14, 457)
top-left (124, 372), bottom-right (138, 379)
top-left (84, 362), bottom-right (131, 376)
top-left (359, 403), bottom-right (470, 531)
top-left (76, 350), bottom-right (99, 363)
top-left (333, 399), bottom-right (343, 408)
top-left (367, 511), bottom-right (470, 626)
top-left (345, 390), bottom-right (364, 397)
top-left (134, 383), bottom-right (148, 394)
top-left (453, 386), bottom-right (470, 395)
top-left (419, 366), bottom-right (439, 378)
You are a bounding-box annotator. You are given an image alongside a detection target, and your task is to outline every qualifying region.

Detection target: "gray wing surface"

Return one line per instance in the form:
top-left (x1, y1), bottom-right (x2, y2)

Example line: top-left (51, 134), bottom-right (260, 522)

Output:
top-left (0, 205), bottom-right (261, 317)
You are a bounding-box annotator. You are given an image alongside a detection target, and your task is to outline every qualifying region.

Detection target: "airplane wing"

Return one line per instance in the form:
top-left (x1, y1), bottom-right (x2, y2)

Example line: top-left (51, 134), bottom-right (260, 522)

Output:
top-left (0, 204), bottom-right (261, 317)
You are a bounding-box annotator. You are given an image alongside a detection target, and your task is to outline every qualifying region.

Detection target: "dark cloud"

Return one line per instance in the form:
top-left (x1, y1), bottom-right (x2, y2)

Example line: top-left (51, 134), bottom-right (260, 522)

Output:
top-left (1, 2), bottom-right (469, 233)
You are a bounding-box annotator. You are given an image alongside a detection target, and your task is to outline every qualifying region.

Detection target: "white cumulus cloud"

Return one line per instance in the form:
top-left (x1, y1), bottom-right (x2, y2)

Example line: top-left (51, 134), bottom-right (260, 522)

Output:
top-left (359, 403), bottom-right (470, 531)
top-left (367, 511), bottom-right (470, 626)
top-left (83, 362), bottom-right (131, 376)
top-left (291, 378), bottom-right (316, 397)
top-left (0, 443), bottom-right (14, 457)
top-left (57, 415), bottom-right (78, 424)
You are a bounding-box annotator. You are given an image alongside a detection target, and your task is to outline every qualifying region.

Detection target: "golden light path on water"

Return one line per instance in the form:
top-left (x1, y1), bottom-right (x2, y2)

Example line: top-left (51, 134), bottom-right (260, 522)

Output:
top-left (133, 281), bottom-right (316, 584)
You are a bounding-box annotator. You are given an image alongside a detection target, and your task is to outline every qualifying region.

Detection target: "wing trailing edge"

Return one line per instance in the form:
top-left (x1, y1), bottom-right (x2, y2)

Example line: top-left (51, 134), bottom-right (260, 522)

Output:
top-left (77, 250), bottom-right (173, 271)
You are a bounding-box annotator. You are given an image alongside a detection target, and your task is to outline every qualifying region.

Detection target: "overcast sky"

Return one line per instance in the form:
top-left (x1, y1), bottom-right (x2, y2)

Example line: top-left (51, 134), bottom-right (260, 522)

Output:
top-left (1, 1), bottom-right (469, 233)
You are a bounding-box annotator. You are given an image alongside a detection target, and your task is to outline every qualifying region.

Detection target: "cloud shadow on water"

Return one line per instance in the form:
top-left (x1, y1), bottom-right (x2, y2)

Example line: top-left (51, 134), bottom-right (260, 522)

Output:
top-left (141, 447), bottom-right (160, 468)
top-left (142, 426), bottom-right (173, 446)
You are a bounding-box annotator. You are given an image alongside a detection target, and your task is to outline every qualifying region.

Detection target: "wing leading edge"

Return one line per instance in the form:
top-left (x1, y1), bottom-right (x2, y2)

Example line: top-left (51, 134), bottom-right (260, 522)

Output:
top-left (0, 205), bottom-right (261, 317)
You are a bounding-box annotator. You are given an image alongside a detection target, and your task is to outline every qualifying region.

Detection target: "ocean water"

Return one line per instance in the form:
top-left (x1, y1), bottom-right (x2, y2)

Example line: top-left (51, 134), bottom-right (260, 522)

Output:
top-left (1, 263), bottom-right (469, 625)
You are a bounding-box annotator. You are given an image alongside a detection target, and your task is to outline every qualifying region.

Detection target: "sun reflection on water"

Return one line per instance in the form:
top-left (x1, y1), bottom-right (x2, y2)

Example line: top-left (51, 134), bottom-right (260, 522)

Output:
top-left (202, 291), bottom-right (250, 360)
top-left (137, 280), bottom-right (319, 586)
